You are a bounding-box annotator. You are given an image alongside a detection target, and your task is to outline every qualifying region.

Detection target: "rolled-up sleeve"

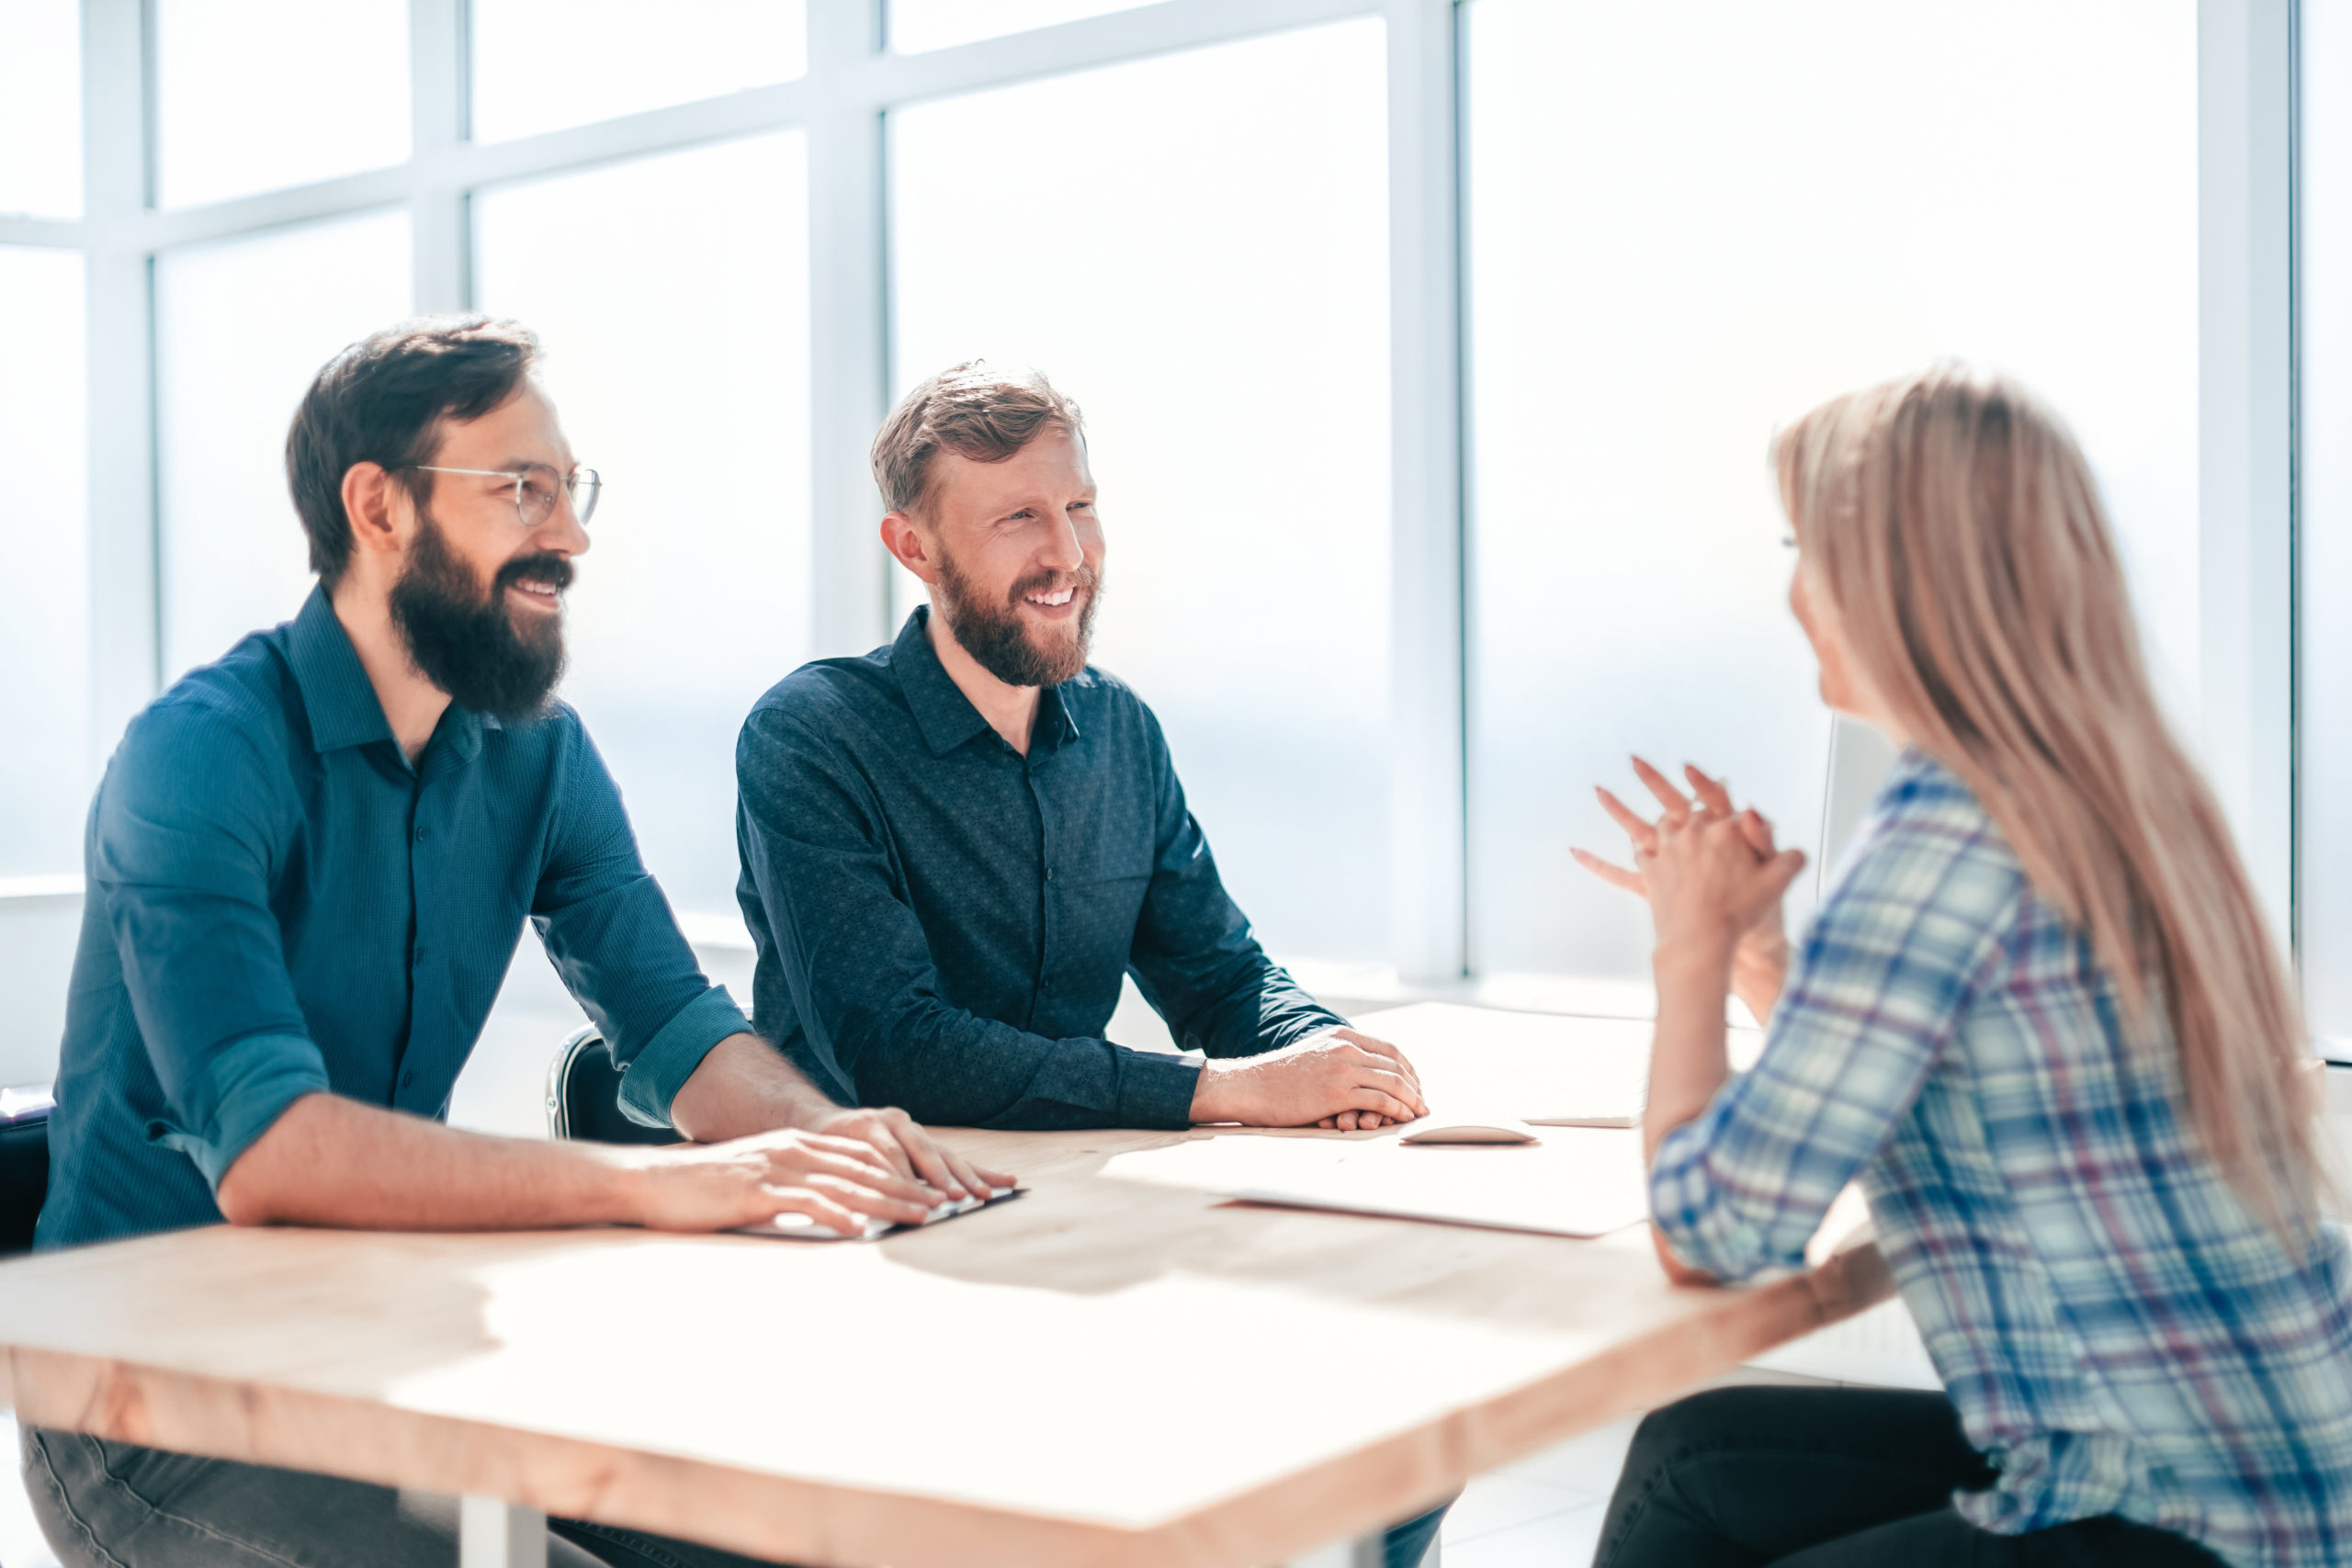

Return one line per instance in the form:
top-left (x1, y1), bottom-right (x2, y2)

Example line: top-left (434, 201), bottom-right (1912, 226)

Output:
top-left (1650, 814), bottom-right (2014, 1280)
top-left (532, 723), bottom-right (751, 1128)
top-left (95, 702), bottom-right (332, 1189)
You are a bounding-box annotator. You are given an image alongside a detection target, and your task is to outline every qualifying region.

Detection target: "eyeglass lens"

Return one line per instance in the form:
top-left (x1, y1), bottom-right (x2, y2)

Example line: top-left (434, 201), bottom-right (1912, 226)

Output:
top-left (515, 467), bottom-right (601, 528)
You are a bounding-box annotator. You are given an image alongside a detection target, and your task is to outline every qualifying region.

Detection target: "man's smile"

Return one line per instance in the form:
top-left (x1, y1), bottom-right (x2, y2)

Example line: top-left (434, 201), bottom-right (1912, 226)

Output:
top-left (505, 574), bottom-right (563, 612)
top-left (1022, 582), bottom-right (1080, 618)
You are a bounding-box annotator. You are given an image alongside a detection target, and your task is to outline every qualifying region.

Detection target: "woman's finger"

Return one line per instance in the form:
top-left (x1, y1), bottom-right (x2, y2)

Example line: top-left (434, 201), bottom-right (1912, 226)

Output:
top-left (1736, 808), bottom-right (1777, 859)
top-left (1595, 786), bottom-right (1661, 852)
top-left (1683, 763), bottom-right (1735, 817)
top-left (1571, 846), bottom-right (1646, 893)
top-left (1631, 756), bottom-right (1694, 824)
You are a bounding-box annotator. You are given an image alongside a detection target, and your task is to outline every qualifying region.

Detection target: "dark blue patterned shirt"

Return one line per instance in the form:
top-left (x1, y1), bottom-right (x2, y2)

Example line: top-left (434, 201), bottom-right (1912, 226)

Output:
top-left (39, 587), bottom-right (750, 1249)
top-left (734, 607), bottom-right (1341, 1129)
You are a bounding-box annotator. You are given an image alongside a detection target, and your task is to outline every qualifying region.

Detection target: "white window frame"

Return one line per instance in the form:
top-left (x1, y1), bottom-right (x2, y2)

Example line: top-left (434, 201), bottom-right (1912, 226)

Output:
top-left (0, 0), bottom-right (2314, 1011)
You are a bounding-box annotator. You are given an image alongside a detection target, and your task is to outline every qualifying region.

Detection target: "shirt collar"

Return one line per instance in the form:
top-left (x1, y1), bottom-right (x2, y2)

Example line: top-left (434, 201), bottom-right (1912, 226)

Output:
top-left (891, 605), bottom-right (1081, 758)
top-left (284, 584), bottom-right (492, 762)
top-left (287, 586), bottom-right (396, 754)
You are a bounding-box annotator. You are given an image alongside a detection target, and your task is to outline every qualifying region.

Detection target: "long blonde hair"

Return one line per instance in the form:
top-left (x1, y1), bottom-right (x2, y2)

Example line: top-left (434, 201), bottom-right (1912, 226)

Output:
top-left (1776, 364), bottom-right (2324, 1228)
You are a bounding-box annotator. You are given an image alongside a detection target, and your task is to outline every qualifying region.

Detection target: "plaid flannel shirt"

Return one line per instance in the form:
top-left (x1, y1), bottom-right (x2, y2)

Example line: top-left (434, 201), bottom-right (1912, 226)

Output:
top-left (1651, 750), bottom-right (2352, 1567)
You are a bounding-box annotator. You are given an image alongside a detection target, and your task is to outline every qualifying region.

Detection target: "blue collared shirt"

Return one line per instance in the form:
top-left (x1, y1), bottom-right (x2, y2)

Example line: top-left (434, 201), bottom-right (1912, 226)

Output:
top-left (1651, 750), bottom-right (2352, 1567)
top-left (38, 587), bottom-right (750, 1250)
top-left (733, 606), bottom-right (1342, 1129)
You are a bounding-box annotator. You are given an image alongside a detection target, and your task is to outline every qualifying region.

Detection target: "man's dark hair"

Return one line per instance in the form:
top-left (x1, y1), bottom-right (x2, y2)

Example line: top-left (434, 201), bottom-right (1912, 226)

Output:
top-left (285, 314), bottom-right (541, 587)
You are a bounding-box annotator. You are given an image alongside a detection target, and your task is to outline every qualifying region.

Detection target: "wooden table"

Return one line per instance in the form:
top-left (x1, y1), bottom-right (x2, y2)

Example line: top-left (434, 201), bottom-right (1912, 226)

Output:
top-left (0, 1035), bottom-right (1890, 1568)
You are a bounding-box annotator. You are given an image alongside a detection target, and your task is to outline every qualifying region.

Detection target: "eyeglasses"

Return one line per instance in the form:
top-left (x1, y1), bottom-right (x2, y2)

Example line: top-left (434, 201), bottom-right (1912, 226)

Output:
top-left (401, 463), bottom-right (602, 528)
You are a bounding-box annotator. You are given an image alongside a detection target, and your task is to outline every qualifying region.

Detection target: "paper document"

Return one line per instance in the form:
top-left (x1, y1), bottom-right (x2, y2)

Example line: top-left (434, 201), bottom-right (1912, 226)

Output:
top-left (1105, 1133), bottom-right (1649, 1240)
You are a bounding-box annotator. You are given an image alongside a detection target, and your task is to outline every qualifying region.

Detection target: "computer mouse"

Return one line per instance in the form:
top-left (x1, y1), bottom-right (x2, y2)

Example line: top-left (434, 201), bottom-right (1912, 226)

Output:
top-left (1398, 1122), bottom-right (1540, 1145)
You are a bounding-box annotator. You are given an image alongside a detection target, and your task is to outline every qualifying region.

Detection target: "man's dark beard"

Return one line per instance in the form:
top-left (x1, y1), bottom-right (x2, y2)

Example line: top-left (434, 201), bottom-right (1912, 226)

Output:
top-left (388, 513), bottom-right (571, 722)
top-left (933, 550), bottom-right (1101, 688)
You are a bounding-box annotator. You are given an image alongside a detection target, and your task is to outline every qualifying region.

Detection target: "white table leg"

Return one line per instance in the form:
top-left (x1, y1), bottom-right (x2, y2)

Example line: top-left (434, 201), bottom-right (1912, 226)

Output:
top-left (1285, 1532), bottom-right (1385, 1568)
top-left (459, 1495), bottom-right (548, 1568)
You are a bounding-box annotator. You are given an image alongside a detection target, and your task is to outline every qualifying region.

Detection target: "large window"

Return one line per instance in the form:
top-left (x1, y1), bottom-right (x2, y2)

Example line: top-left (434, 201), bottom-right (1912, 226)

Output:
top-left (155, 211), bottom-right (414, 679)
top-left (0, 0), bottom-right (81, 220)
top-left (469, 1), bottom-right (808, 143)
top-left (1464, 0), bottom-right (2199, 1002)
top-left (890, 19), bottom-right (1392, 962)
top-left (0, 247), bottom-right (88, 879)
top-left (0, 0), bottom-right (2324, 1043)
top-left (477, 131), bottom-right (815, 924)
top-left (153, 0), bottom-right (410, 209)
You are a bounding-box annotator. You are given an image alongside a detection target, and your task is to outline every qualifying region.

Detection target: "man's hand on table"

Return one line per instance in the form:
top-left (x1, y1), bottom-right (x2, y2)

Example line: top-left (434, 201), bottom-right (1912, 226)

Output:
top-left (810, 1104), bottom-right (1013, 1202)
top-left (1189, 1027), bottom-right (1429, 1131)
top-left (623, 1128), bottom-right (949, 1236)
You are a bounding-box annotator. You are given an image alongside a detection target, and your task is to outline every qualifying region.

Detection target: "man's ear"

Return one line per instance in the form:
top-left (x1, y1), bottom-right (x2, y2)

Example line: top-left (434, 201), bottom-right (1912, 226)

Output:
top-left (878, 511), bottom-right (939, 585)
top-left (342, 462), bottom-right (415, 560)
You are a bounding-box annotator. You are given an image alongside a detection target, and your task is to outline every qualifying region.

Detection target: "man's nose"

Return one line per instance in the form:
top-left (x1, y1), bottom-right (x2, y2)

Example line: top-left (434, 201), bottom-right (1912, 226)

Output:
top-left (536, 493), bottom-right (591, 558)
top-left (1038, 512), bottom-right (1085, 572)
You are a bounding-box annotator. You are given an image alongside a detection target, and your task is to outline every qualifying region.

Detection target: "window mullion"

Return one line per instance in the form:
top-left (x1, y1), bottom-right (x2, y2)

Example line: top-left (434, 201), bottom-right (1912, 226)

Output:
top-left (82, 0), bottom-right (158, 766)
top-left (1387, 0), bottom-right (1467, 984)
top-left (410, 0), bottom-right (468, 311)
top-left (806, 0), bottom-right (892, 657)
top-left (2199, 0), bottom-right (2297, 948)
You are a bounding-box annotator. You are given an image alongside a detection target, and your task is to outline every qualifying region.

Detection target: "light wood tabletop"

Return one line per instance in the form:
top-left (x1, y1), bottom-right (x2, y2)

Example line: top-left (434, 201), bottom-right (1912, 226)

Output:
top-left (0, 1022), bottom-right (1890, 1568)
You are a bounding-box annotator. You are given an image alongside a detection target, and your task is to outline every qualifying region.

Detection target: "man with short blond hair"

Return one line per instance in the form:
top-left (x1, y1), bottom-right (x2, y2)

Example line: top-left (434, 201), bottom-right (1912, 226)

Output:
top-left (734, 361), bottom-right (1433, 1134)
top-left (731, 362), bottom-right (1447, 1562)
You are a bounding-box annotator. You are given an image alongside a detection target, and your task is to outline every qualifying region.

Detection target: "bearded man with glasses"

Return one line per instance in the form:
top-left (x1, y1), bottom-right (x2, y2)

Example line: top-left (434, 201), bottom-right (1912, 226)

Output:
top-left (23, 315), bottom-right (1001, 1568)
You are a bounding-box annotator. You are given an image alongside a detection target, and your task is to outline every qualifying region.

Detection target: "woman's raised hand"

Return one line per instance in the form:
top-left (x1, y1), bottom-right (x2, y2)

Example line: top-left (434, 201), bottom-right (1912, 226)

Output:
top-left (1573, 757), bottom-right (1805, 1021)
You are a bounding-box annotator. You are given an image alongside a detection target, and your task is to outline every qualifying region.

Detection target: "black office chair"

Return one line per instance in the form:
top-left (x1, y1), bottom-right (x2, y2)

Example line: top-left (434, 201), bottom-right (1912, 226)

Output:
top-left (1, 1084), bottom-right (55, 1257)
top-left (545, 1026), bottom-right (676, 1145)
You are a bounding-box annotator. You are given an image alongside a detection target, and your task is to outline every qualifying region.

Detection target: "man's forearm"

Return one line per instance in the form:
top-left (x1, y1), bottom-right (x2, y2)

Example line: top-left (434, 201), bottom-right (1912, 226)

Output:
top-left (214, 1092), bottom-right (647, 1230)
top-left (667, 1031), bottom-right (842, 1143)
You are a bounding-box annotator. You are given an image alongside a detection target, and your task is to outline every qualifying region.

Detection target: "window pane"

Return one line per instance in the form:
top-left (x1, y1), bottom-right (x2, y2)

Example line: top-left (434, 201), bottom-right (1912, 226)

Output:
top-left (890, 0), bottom-right (1152, 52)
top-left (0, 248), bottom-right (88, 878)
top-left (476, 132), bottom-right (813, 922)
top-left (1465, 0), bottom-right (2198, 998)
top-left (154, 0), bottom-right (409, 209)
top-left (891, 20), bottom-right (1390, 964)
top-left (470, 0), bottom-right (808, 144)
top-left (156, 210), bottom-right (413, 679)
top-left (0, 1), bottom-right (81, 219)
top-left (2301, 0), bottom-right (2352, 1058)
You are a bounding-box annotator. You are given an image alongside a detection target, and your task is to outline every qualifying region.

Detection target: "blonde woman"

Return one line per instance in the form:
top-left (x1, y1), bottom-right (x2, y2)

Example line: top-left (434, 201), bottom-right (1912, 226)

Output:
top-left (1577, 366), bottom-right (2352, 1567)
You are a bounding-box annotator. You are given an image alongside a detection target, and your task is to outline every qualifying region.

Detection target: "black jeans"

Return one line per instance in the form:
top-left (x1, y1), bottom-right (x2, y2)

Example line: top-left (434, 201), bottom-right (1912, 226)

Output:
top-left (22, 1426), bottom-right (794, 1568)
top-left (1593, 1386), bottom-right (2227, 1567)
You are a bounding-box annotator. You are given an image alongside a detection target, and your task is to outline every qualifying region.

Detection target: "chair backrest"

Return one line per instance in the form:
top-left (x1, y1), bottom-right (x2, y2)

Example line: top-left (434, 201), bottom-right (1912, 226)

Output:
top-left (1, 1084), bottom-right (54, 1257)
top-left (545, 1027), bottom-right (676, 1145)
top-left (1815, 715), bottom-right (1899, 899)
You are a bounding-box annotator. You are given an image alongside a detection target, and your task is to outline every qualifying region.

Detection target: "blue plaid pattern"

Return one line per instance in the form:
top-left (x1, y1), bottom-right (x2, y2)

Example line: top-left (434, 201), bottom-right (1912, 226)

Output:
top-left (1651, 750), bottom-right (2352, 1566)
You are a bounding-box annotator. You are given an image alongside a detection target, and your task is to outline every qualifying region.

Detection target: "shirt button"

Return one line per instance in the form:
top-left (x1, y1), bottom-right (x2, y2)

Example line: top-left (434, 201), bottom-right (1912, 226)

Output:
top-left (401, 1070), bottom-right (416, 1089)
top-left (1045, 867), bottom-right (1056, 881)
top-left (414, 826), bottom-right (427, 841)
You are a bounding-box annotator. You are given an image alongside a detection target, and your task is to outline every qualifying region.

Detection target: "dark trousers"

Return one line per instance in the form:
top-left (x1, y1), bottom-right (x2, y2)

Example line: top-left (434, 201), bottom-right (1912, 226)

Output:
top-left (22, 1426), bottom-right (793, 1568)
top-left (1593, 1386), bottom-right (2225, 1567)
top-left (26, 1424), bottom-right (1448, 1567)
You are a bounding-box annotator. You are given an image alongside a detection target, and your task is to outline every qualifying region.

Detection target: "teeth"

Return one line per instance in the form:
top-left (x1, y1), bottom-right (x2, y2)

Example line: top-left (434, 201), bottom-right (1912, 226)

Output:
top-left (1026, 586), bottom-right (1075, 606)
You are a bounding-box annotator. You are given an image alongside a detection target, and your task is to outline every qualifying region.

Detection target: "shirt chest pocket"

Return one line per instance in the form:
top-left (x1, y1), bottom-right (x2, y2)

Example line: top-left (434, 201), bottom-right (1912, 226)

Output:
top-left (1050, 834), bottom-right (1152, 953)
